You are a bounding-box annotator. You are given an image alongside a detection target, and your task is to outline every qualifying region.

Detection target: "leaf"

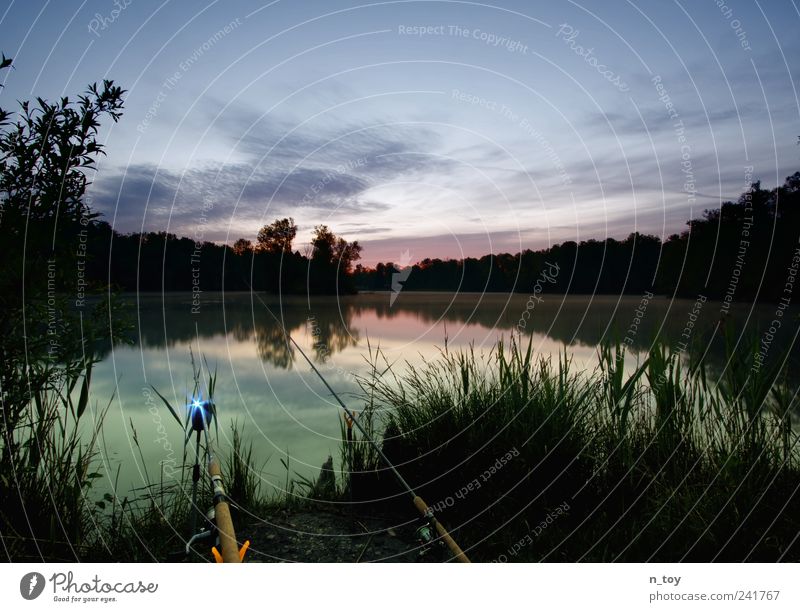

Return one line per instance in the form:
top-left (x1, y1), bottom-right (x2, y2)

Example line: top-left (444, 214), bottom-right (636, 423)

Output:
top-left (77, 360), bottom-right (92, 420)
top-left (150, 384), bottom-right (184, 427)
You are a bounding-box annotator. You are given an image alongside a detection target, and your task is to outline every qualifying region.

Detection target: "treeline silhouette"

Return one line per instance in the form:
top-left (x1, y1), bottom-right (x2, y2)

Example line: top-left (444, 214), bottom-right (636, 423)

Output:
top-left (82, 217), bottom-right (362, 294)
top-left (76, 171), bottom-right (800, 300)
top-left (356, 172), bottom-right (800, 301)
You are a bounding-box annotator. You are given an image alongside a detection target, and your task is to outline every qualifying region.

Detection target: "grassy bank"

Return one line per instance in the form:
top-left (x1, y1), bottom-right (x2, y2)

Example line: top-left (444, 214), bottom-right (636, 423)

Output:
top-left (5, 335), bottom-right (798, 562)
top-left (345, 337), bottom-right (800, 561)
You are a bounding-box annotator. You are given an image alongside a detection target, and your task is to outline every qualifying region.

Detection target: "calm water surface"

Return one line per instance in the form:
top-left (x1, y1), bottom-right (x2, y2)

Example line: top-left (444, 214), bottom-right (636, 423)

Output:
top-left (88, 291), bottom-right (798, 497)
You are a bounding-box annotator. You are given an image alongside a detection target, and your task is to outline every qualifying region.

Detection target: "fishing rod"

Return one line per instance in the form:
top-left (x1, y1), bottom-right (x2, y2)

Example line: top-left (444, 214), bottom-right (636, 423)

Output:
top-left (197, 398), bottom-right (246, 563)
top-left (171, 395), bottom-right (248, 563)
top-left (261, 298), bottom-right (470, 563)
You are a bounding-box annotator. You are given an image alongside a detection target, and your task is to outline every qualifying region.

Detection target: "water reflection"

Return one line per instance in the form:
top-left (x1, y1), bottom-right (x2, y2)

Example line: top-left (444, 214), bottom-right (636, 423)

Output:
top-left (107, 292), bottom-right (798, 373)
top-left (108, 294), bottom-right (359, 369)
top-left (89, 291), bottom-right (798, 496)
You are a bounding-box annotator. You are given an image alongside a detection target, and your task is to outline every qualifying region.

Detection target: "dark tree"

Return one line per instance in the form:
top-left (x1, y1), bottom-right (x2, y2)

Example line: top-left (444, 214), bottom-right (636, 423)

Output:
top-left (309, 224), bottom-right (362, 294)
top-left (233, 237), bottom-right (253, 255)
top-left (256, 217), bottom-right (297, 255)
top-left (0, 56), bottom-right (125, 415)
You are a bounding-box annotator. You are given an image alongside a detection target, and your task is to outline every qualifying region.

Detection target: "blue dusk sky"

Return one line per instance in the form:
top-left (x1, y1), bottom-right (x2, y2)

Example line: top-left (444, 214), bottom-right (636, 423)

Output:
top-left (1, 0), bottom-right (798, 265)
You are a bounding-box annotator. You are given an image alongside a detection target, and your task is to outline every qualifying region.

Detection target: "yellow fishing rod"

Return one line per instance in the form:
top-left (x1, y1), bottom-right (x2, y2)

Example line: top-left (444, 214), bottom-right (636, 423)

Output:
top-left (173, 396), bottom-right (248, 563)
top-left (262, 300), bottom-right (470, 563)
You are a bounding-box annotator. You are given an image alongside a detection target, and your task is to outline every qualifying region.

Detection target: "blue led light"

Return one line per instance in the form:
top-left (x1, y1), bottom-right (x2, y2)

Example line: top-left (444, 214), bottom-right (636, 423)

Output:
top-left (187, 395), bottom-right (213, 432)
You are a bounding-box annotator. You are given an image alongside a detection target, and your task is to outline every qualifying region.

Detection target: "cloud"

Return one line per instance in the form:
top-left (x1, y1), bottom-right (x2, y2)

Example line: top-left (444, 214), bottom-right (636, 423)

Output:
top-left (582, 103), bottom-right (766, 137)
top-left (89, 99), bottom-right (460, 238)
top-left (90, 161), bottom-right (392, 236)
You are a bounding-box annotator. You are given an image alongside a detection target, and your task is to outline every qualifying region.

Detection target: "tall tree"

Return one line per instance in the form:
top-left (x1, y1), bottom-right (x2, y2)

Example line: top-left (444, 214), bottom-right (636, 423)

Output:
top-left (0, 56), bottom-right (125, 404)
top-left (256, 217), bottom-right (297, 255)
top-left (310, 224), bottom-right (362, 293)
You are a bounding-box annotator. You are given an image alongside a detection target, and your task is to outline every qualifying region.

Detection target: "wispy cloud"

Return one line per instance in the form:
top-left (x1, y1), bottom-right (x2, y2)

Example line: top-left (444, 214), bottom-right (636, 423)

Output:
top-left (90, 98), bottom-right (461, 240)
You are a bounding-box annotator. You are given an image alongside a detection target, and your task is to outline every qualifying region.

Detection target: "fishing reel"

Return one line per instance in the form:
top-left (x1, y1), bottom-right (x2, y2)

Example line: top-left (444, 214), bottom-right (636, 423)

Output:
top-left (415, 510), bottom-right (446, 561)
top-left (187, 508), bottom-right (219, 555)
top-left (167, 508), bottom-right (217, 562)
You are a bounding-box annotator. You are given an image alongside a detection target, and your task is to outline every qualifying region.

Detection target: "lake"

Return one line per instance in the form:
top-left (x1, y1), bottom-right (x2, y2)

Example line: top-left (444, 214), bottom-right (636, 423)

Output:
top-left (87, 291), bottom-right (798, 498)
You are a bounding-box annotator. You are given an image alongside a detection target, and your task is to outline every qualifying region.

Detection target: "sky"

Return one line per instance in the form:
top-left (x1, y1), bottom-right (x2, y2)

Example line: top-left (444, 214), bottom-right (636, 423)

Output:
top-left (1, 0), bottom-right (798, 265)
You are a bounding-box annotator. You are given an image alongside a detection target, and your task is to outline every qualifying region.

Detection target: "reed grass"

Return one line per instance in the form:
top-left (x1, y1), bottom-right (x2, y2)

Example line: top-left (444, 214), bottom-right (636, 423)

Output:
top-left (5, 329), bottom-right (797, 562)
top-left (344, 336), bottom-right (800, 561)
top-left (0, 356), bottom-right (115, 561)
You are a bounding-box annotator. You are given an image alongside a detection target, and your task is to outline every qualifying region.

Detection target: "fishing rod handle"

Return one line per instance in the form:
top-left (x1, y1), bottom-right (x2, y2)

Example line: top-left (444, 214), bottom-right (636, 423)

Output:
top-left (208, 457), bottom-right (242, 563)
top-left (413, 496), bottom-right (471, 563)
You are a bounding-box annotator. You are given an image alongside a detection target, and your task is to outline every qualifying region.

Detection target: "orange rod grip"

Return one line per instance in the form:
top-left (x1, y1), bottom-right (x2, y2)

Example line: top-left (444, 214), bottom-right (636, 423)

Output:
top-left (209, 457), bottom-right (241, 564)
